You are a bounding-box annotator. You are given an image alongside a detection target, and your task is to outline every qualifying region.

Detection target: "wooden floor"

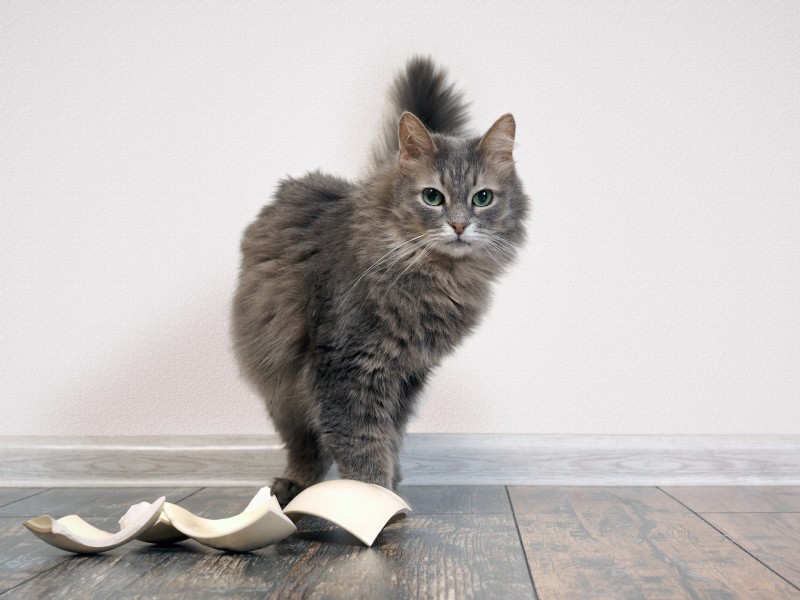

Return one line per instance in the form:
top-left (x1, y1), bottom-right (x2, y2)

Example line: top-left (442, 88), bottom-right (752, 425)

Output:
top-left (1, 486), bottom-right (798, 598)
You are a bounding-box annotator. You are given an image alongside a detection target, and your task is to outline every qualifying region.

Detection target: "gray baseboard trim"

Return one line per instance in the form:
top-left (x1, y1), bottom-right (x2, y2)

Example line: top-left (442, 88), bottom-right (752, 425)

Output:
top-left (1, 434), bottom-right (799, 487)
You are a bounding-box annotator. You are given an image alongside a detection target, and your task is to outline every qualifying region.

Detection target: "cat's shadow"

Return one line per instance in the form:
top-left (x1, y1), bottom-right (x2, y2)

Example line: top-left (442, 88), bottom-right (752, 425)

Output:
top-left (290, 513), bottom-right (409, 548)
top-left (291, 516), bottom-right (364, 547)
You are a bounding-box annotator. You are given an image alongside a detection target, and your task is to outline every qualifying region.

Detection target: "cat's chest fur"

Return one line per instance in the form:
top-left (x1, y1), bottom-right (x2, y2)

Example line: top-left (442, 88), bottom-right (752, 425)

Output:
top-left (347, 259), bottom-right (490, 373)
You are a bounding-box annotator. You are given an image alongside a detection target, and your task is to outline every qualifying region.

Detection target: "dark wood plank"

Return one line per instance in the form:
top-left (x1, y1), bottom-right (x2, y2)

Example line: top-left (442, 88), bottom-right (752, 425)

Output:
top-left (702, 513), bottom-right (800, 588)
top-left (663, 486), bottom-right (800, 513)
top-left (509, 486), bottom-right (799, 599)
top-left (0, 544), bottom-right (288, 599)
top-left (398, 485), bottom-right (511, 514)
top-left (0, 517), bottom-right (76, 594)
top-left (267, 514), bottom-right (535, 599)
top-left (231, 484), bottom-right (525, 596)
top-left (5, 513), bottom-right (534, 599)
top-left (0, 489), bottom-right (46, 508)
top-left (3, 488), bottom-right (300, 598)
top-left (0, 487), bottom-right (200, 518)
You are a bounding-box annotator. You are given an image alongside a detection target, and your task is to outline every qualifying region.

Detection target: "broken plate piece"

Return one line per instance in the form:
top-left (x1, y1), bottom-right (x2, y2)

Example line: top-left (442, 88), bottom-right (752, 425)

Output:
top-left (162, 486), bottom-right (296, 552)
top-left (23, 496), bottom-right (166, 554)
top-left (120, 501), bottom-right (187, 544)
top-left (283, 479), bottom-right (411, 546)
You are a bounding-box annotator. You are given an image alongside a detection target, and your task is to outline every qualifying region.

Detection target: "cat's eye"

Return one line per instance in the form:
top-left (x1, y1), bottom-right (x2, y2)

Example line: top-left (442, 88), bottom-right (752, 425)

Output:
top-left (421, 188), bottom-right (444, 207)
top-left (472, 189), bottom-right (494, 207)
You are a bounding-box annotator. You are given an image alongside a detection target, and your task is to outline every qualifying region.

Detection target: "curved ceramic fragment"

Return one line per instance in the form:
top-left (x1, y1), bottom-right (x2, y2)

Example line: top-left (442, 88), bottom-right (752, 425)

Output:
top-left (120, 501), bottom-right (187, 544)
top-left (162, 486), bottom-right (296, 552)
top-left (23, 497), bottom-right (166, 554)
top-left (283, 480), bottom-right (411, 546)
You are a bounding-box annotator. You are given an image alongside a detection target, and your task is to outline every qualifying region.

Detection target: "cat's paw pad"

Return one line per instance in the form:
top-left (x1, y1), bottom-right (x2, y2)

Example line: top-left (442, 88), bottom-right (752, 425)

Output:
top-left (271, 477), bottom-right (305, 507)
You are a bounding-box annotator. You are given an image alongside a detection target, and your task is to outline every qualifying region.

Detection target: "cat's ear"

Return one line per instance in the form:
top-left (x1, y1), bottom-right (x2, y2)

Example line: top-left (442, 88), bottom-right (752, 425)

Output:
top-left (479, 114), bottom-right (516, 162)
top-left (398, 112), bottom-right (435, 161)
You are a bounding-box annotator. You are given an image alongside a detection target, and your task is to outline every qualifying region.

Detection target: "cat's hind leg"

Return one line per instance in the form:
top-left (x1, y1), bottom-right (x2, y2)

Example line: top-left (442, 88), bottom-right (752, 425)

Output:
top-left (258, 373), bottom-right (332, 506)
top-left (272, 424), bottom-right (332, 506)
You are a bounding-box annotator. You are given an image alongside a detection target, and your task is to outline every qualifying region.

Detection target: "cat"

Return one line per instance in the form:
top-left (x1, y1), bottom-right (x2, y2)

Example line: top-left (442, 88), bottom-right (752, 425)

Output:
top-left (232, 57), bottom-right (529, 506)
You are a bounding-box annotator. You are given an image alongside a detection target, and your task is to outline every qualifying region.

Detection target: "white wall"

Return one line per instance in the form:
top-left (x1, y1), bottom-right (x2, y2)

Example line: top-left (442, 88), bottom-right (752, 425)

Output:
top-left (2, 1), bottom-right (798, 437)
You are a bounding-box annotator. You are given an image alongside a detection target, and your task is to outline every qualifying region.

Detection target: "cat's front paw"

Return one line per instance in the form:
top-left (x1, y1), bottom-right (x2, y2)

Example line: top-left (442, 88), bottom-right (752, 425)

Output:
top-left (271, 477), bottom-right (305, 507)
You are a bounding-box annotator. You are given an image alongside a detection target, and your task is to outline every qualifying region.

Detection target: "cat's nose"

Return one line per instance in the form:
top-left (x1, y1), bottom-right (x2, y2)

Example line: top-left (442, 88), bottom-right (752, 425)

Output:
top-left (450, 222), bottom-right (467, 235)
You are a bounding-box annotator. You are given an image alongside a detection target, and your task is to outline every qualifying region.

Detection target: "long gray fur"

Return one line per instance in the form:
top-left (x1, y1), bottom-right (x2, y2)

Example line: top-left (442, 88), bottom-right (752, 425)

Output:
top-left (372, 56), bottom-right (471, 167)
top-left (232, 56), bottom-right (529, 505)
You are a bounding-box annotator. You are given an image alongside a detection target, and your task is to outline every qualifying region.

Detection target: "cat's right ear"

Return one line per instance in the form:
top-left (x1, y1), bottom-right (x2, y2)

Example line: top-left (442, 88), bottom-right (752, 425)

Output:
top-left (479, 114), bottom-right (516, 163)
top-left (398, 112), bottom-right (435, 161)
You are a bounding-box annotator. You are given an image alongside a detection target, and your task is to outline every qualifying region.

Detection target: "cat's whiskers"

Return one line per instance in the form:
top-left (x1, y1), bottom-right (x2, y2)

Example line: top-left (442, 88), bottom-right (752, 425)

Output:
top-left (476, 233), bottom-right (516, 269)
top-left (483, 232), bottom-right (516, 255)
top-left (481, 242), bottom-right (507, 269)
top-left (348, 235), bottom-right (436, 315)
top-left (486, 241), bottom-right (515, 265)
top-left (380, 238), bottom-right (438, 300)
top-left (371, 235), bottom-right (435, 286)
top-left (336, 233), bottom-right (429, 310)
top-left (486, 233), bottom-right (518, 254)
top-left (344, 234), bottom-right (437, 318)
top-left (346, 233), bottom-right (437, 312)
top-left (485, 236), bottom-right (514, 257)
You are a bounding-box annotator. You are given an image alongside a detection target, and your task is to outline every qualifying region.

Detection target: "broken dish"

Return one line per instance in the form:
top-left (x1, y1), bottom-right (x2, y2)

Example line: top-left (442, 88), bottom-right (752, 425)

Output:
top-left (23, 496), bottom-right (166, 554)
top-left (161, 486), bottom-right (296, 552)
top-left (22, 481), bottom-right (411, 553)
top-left (120, 501), bottom-right (187, 545)
top-left (283, 479), bottom-right (411, 546)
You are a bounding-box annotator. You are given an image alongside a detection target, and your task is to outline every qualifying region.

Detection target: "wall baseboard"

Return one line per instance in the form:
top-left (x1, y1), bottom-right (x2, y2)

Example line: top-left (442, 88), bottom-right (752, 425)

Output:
top-left (2, 434), bottom-right (799, 487)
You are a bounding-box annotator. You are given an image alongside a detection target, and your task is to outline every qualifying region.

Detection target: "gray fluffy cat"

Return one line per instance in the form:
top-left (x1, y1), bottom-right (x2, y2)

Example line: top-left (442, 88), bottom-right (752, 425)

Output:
top-left (232, 57), bottom-right (529, 506)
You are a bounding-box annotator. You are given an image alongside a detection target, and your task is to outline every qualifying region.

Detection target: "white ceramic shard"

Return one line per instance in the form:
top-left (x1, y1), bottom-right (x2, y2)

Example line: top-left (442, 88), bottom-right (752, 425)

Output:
top-left (120, 501), bottom-right (187, 544)
top-left (162, 486), bottom-right (296, 552)
top-left (283, 479), bottom-right (411, 546)
top-left (23, 497), bottom-right (166, 554)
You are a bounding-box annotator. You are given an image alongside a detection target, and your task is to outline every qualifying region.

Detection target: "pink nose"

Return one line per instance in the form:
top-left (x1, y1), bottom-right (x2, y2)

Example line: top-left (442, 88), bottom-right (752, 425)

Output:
top-left (450, 222), bottom-right (466, 235)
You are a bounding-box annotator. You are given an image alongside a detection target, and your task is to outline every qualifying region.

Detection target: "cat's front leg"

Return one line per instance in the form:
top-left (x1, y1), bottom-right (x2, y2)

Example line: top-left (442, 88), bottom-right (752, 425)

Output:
top-left (313, 370), bottom-right (399, 488)
top-left (389, 434), bottom-right (404, 491)
top-left (318, 408), bottom-right (397, 488)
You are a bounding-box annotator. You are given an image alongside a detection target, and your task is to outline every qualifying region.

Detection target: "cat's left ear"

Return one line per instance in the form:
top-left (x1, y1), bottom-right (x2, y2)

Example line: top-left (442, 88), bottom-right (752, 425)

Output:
top-left (479, 114), bottom-right (516, 162)
top-left (398, 112), bottom-right (436, 161)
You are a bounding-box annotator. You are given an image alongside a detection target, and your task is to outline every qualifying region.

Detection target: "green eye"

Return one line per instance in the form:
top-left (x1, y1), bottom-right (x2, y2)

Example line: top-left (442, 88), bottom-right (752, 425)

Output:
top-left (422, 188), bottom-right (444, 206)
top-left (472, 189), bottom-right (494, 207)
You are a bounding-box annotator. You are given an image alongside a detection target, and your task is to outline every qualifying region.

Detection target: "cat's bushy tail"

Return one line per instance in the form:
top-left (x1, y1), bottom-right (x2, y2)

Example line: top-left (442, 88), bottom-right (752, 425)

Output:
top-left (371, 56), bottom-right (470, 167)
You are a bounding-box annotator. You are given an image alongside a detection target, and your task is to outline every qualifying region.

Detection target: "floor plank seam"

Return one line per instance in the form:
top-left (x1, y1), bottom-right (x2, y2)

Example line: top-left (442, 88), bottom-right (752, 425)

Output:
top-left (173, 487), bottom-right (205, 504)
top-left (0, 555), bottom-right (73, 598)
top-left (505, 486), bottom-right (540, 600)
top-left (656, 487), bottom-right (800, 593)
top-left (0, 489), bottom-right (50, 509)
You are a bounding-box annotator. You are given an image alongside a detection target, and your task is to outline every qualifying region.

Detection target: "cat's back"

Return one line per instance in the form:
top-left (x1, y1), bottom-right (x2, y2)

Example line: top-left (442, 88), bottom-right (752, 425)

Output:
top-left (240, 171), bottom-right (356, 268)
top-left (233, 171), bottom-right (356, 386)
